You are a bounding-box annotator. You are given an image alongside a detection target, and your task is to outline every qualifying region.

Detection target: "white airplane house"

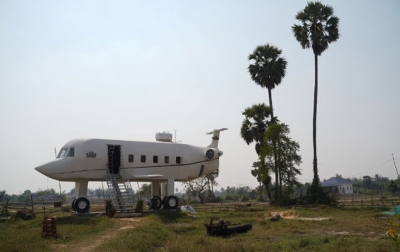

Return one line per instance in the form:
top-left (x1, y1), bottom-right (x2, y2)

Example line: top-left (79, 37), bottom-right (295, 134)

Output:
top-left (35, 128), bottom-right (227, 213)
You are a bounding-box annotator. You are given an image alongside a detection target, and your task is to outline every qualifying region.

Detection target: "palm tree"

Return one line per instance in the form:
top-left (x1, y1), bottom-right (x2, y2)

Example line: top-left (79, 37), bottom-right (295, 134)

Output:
top-left (292, 1), bottom-right (340, 186)
top-left (248, 44), bottom-right (287, 119)
top-left (206, 169), bottom-right (219, 198)
top-left (241, 104), bottom-right (279, 200)
top-left (240, 103), bottom-right (273, 155)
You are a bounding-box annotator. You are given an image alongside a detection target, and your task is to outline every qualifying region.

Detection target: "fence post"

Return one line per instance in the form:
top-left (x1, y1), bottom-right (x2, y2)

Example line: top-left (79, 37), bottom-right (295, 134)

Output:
top-left (30, 195), bottom-right (34, 213)
top-left (361, 199), bottom-right (363, 208)
top-left (220, 202), bottom-right (222, 211)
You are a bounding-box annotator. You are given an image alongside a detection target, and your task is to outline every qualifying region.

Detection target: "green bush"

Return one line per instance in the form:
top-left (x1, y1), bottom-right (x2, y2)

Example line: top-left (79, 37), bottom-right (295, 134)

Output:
top-left (225, 195), bottom-right (233, 201)
top-left (241, 196), bottom-right (250, 202)
top-left (210, 196), bottom-right (223, 203)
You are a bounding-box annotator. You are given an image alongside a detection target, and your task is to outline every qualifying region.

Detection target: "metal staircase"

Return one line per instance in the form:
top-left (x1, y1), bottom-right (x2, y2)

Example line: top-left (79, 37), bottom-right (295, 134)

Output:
top-left (106, 145), bottom-right (135, 213)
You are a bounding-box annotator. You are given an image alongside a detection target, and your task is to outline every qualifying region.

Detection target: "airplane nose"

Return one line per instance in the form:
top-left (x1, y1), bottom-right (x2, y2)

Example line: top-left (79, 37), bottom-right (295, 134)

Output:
top-left (35, 163), bottom-right (50, 175)
top-left (35, 159), bottom-right (59, 176)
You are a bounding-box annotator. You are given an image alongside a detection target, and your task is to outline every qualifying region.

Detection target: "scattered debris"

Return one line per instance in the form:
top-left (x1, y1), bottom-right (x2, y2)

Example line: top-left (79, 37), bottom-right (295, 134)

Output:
top-left (261, 210), bottom-right (330, 221)
top-left (382, 206), bottom-right (400, 215)
top-left (15, 209), bottom-right (36, 220)
top-left (204, 218), bottom-right (252, 236)
top-left (181, 205), bottom-right (195, 213)
top-left (270, 214), bottom-right (281, 222)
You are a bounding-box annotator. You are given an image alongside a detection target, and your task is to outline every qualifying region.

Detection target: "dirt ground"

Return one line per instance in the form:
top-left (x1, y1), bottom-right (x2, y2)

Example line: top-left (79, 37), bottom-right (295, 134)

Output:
top-left (52, 217), bottom-right (145, 252)
top-left (262, 210), bottom-right (331, 221)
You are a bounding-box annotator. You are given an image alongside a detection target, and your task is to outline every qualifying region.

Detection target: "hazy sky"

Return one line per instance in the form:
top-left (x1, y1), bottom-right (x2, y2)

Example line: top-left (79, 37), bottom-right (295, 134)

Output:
top-left (1, 1), bottom-right (399, 195)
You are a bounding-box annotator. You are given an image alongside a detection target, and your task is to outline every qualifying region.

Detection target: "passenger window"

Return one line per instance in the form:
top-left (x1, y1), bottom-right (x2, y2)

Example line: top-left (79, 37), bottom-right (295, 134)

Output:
top-left (165, 156), bottom-right (169, 164)
top-left (68, 148), bottom-right (74, 157)
top-left (141, 155), bottom-right (146, 163)
top-left (153, 156), bottom-right (158, 163)
top-left (129, 155), bottom-right (134, 162)
top-left (176, 156), bottom-right (181, 164)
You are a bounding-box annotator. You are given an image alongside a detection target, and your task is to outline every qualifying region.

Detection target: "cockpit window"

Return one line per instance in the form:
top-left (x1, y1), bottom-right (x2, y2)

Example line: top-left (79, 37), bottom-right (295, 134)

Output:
top-left (57, 148), bottom-right (68, 158)
top-left (68, 148), bottom-right (74, 157)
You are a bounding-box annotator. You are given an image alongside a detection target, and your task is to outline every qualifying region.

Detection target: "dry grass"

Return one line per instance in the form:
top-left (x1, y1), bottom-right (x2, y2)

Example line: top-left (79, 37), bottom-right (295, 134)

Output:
top-left (0, 205), bottom-right (396, 251)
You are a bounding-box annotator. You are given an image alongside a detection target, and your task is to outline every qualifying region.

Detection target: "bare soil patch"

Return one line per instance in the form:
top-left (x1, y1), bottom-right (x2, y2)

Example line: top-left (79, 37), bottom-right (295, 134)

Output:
top-left (53, 217), bottom-right (145, 252)
top-left (261, 210), bottom-right (331, 221)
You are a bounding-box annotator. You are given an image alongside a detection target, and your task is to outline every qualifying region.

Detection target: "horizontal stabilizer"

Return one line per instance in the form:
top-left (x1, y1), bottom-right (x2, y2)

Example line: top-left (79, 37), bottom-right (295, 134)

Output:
top-left (206, 128), bottom-right (228, 135)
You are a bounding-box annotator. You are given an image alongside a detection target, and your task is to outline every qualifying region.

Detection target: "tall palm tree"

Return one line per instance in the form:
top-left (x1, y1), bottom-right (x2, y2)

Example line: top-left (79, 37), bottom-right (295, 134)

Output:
top-left (292, 2), bottom-right (340, 186)
top-left (248, 44), bottom-right (287, 119)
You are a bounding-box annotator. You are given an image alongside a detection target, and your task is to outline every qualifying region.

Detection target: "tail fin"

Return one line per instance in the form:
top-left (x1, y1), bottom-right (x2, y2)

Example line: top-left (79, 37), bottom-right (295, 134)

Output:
top-left (206, 128), bottom-right (228, 148)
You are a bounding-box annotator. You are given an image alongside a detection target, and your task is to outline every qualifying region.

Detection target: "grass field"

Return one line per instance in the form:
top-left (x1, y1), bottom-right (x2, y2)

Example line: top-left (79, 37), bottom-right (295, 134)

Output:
top-left (0, 205), bottom-right (397, 252)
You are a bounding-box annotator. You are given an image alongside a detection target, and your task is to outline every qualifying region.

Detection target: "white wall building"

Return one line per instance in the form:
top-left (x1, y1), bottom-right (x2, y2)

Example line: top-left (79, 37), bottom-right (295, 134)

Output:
top-left (321, 177), bottom-right (353, 195)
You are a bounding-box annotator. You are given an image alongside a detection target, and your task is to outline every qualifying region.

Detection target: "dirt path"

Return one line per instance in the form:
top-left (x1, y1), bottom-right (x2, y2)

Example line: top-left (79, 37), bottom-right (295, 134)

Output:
top-left (53, 217), bottom-right (145, 252)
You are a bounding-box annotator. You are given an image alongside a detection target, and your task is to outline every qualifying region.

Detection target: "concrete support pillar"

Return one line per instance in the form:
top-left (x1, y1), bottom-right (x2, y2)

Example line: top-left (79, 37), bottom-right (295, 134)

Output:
top-left (160, 182), bottom-right (166, 199)
top-left (167, 179), bottom-right (174, 196)
top-left (151, 181), bottom-right (160, 196)
top-left (75, 180), bottom-right (88, 198)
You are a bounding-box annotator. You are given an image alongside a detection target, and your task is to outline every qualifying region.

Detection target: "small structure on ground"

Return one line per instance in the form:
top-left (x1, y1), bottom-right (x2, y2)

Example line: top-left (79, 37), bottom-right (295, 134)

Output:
top-left (321, 177), bottom-right (353, 195)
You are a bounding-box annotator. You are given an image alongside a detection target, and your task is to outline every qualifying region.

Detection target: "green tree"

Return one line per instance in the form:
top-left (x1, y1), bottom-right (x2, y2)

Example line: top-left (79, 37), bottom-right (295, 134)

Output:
top-left (387, 180), bottom-right (398, 195)
top-left (252, 159), bottom-right (272, 201)
top-left (292, 2), bottom-right (340, 189)
top-left (362, 175), bottom-right (373, 190)
top-left (248, 44), bottom-right (287, 120)
top-left (240, 103), bottom-right (273, 154)
top-left (260, 123), bottom-right (302, 202)
top-left (183, 176), bottom-right (209, 204)
top-left (139, 184), bottom-right (152, 198)
top-left (240, 104), bottom-right (276, 199)
top-left (206, 169), bottom-right (219, 198)
top-left (0, 190), bottom-right (7, 202)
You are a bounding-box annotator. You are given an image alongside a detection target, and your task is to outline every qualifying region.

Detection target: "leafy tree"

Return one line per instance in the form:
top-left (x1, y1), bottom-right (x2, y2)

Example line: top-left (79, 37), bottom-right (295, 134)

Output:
top-left (292, 1), bottom-right (340, 189)
top-left (139, 184), bottom-right (152, 198)
top-left (0, 190), bottom-right (7, 202)
top-left (387, 180), bottom-right (398, 195)
top-left (248, 44), bottom-right (287, 120)
top-left (183, 176), bottom-right (209, 204)
top-left (260, 123), bottom-right (302, 202)
top-left (362, 175), bottom-right (373, 190)
top-left (35, 188), bottom-right (56, 196)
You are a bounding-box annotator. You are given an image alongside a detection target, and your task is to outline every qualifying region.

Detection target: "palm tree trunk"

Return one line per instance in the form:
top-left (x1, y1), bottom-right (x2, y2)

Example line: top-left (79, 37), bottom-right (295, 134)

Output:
top-left (268, 87), bottom-right (274, 119)
top-left (268, 87), bottom-right (279, 201)
top-left (312, 53), bottom-right (319, 185)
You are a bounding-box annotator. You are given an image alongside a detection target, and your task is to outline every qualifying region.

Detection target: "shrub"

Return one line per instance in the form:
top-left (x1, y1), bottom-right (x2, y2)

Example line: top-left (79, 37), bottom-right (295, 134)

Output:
top-left (225, 195), bottom-right (233, 201)
top-left (210, 196), bottom-right (223, 203)
top-left (241, 196), bottom-right (250, 202)
top-left (14, 209), bottom-right (35, 220)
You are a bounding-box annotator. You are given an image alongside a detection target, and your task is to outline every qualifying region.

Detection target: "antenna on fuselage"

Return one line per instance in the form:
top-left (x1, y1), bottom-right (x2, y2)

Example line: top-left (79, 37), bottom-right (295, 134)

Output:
top-left (54, 147), bottom-right (57, 158)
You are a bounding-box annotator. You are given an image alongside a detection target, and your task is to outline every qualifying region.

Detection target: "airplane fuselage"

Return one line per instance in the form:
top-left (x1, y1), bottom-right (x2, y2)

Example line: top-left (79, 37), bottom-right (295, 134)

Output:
top-left (36, 138), bottom-right (221, 182)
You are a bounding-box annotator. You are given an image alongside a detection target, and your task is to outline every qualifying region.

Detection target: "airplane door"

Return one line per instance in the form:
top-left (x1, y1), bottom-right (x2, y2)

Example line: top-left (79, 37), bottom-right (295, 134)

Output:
top-left (107, 145), bottom-right (121, 174)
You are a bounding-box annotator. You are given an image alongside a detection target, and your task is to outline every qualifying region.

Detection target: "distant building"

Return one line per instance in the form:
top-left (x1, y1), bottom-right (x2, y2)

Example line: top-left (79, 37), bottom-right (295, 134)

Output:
top-left (321, 177), bottom-right (353, 195)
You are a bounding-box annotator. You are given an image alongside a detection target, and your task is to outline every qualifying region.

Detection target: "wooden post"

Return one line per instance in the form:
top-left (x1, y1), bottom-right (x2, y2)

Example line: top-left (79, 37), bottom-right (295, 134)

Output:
top-left (361, 199), bottom-right (363, 208)
top-left (30, 195), bottom-right (34, 213)
top-left (219, 202), bottom-right (222, 211)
